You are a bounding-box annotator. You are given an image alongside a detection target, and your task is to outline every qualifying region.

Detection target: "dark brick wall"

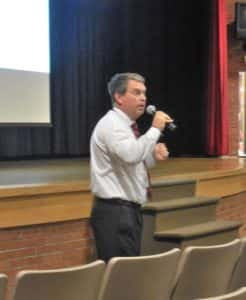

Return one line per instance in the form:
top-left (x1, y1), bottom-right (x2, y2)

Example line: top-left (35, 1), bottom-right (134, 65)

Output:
top-left (0, 220), bottom-right (95, 300)
top-left (217, 192), bottom-right (246, 236)
top-left (227, 0), bottom-right (246, 154)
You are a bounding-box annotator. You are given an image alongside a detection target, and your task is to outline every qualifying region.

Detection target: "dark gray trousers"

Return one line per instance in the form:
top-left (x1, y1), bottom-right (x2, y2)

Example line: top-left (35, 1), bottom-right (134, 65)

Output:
top-left (90, 197), bottom-right (143, 262)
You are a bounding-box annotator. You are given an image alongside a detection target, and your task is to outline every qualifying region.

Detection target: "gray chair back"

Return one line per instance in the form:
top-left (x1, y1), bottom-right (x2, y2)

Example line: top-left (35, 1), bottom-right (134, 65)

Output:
top-left (228, 237), bottom-right (246, 292)
top-left (195, 287), bottom-right (246, 300)
top-left (171, 239), bottom-right (241, 300)
top-left (0, 274), bottom-right (7, 300)
top-left (12, 260), bottom-right (105, 300)
top-left (98, 248), bottom-right (180, 300)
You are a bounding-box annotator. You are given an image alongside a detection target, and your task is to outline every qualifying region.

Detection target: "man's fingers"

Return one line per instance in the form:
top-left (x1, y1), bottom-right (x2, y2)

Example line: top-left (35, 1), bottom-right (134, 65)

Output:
top-left (156, 111), bottom-right (173, 123)
top-left (155, 143), bottom-right (169, 160)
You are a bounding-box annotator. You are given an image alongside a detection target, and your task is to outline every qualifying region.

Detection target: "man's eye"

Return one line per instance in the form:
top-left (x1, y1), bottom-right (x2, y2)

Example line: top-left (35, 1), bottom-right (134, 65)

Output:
top-left (131, 89), bottom-right (146, 96)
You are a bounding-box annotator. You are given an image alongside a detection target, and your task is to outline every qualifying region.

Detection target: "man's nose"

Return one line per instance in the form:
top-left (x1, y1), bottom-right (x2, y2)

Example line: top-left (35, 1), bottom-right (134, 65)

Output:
top-left (141, 94), bottom-right (146, 101)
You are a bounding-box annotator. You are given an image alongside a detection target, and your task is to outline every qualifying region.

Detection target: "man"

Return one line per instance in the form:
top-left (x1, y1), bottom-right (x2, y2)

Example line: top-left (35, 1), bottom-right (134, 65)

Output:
top-left (90, 73), bottom-right (172, 262)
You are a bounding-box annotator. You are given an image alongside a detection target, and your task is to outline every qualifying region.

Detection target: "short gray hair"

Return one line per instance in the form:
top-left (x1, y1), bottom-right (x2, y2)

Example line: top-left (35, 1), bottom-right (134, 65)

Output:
top-left (107, 73), bottom-right (145, 104)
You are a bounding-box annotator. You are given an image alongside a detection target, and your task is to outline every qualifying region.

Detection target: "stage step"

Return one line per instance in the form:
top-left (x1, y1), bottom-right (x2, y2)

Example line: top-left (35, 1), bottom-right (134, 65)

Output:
top-left (143, 196), bottom-right (218, 212)
top-left (141, 217), bottom-right (241, 255)
top-left (151, 179), bottom-right (196, 202)
top-left (142, 196), bottom-right (219, 230)
top-left (155, 220), bottom-right (241, 248)
top-left (155, 220), bottom-right (241, 239)
top-left (141, 179), bottom-right (241, 255)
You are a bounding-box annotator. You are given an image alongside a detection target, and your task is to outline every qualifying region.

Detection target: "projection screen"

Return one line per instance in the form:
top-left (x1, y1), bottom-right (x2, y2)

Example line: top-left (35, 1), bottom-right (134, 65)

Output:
top-left (0, 0), bottom-right (50, 125)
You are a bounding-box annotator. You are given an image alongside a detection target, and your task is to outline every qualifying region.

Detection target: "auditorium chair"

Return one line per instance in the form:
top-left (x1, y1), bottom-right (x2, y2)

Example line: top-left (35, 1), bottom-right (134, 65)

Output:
top-left (170, 239), bottom-right (241, 300)
top-left (194, 287), bottom-right (246, 300)
top-left (12, 260), bottom-right (105, 300)
top-left (0, 274), bottom-right (7, 300)
top-left (228, 237), bottom-right (246, 292)
top-left (98, 248), bottom-right (180, 300)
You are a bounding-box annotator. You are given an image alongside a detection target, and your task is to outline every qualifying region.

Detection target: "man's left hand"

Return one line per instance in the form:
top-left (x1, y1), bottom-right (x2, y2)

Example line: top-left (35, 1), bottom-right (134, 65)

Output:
top-left (154, 143), bottom-right (169, 160)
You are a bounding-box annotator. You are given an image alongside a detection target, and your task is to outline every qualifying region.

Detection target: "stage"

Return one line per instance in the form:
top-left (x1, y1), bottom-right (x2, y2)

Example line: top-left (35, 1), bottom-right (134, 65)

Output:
top-left (0, 156), bottom-right (245, 228)
top-left (1, 156), bottom-right (246, 299)
top-left (0, 156), bottom-right (245, 185)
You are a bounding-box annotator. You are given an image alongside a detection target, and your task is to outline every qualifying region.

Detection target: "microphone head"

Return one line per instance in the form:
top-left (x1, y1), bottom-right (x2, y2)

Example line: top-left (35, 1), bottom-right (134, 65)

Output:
top-left (146, 105), bottom-right (156, 115)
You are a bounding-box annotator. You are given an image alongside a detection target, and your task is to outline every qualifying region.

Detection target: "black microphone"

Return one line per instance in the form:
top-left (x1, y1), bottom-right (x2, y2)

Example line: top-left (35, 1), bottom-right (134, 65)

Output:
top-left (146, 105), bottom-right (177, 131)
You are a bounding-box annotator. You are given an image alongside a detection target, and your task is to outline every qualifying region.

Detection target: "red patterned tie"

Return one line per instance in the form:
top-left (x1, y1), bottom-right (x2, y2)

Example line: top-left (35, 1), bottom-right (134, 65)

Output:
top-left (131, 122), bottom-right (152, 200)
top-left (131, 122), bottom-right (140, 138)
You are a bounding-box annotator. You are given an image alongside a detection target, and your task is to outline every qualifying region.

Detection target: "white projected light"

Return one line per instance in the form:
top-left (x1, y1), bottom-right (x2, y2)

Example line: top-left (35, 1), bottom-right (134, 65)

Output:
top-left (0, 0), bottom-right (50, 124)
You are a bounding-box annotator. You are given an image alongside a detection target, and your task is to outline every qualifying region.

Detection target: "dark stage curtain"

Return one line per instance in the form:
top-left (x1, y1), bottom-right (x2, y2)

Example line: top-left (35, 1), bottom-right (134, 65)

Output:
top-left (206, 0), bottom-right (229, 155)
top-left (0, 0), bottom-right (214, 159)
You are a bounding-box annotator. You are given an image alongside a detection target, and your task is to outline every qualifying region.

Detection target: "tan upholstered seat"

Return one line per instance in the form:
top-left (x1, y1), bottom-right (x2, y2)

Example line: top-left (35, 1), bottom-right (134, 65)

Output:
top-left (194, 287), bottom-right (246, 300)
top-left (98, 248), bottom-right (180, 300)
top-left (228, 237), bottom-right (246, 292)
top-left (0, 274), bottom-right (7, 300)
top-left (12, 260), bottom-right (105, 300)
top-left (171, 239), bottom-right (241, 300)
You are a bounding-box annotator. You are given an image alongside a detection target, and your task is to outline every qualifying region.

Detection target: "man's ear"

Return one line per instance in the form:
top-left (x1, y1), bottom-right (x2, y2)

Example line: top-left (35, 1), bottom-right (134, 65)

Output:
top-left (114, 93), bottom-right (123, 106)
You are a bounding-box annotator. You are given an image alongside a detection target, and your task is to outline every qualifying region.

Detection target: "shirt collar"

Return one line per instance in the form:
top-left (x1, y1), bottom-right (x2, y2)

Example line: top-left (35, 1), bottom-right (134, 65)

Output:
top-left (113, 107), bottom-right (135, 126)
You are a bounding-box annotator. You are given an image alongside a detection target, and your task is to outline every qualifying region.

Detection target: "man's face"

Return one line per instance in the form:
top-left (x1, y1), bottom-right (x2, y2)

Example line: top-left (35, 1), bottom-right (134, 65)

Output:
top-left (114, 79), bottom-right (147, 120)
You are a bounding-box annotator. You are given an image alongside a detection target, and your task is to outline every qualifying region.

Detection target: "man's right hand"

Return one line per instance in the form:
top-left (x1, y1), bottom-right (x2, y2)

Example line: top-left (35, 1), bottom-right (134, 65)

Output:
top-left (152, 111), bottom-right (173, 131)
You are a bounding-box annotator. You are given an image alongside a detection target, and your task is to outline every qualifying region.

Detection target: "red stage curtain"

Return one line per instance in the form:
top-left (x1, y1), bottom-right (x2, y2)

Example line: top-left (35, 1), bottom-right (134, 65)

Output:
top-left (207, 0), bottom-right (229, 155)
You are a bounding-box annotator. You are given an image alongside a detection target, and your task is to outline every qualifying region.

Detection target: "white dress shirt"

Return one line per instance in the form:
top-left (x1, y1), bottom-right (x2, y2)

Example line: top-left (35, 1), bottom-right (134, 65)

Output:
top-left (90, 108), bottom-right (161, 204)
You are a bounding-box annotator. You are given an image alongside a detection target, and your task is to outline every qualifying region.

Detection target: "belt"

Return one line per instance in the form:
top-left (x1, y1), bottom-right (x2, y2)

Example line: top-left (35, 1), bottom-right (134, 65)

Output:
top-left (95, 197), bottom-right (141, 209)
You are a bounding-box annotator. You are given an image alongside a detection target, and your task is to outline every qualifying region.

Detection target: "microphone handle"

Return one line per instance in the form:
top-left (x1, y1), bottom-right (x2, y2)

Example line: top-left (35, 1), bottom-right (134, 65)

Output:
top-left (146, 105), bottom-right (177, 131)
top-left (167, 122), bottom-right (177, 131)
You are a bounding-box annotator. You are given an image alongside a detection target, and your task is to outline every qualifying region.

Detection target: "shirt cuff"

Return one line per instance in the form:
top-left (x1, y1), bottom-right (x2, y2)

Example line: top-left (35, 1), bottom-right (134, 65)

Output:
top-left (146, 127), bottom-right (162, 140)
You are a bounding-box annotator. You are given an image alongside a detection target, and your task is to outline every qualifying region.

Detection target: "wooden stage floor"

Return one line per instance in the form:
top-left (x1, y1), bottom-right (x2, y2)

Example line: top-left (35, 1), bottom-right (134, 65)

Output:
top-left (0, 155), bottom-right (245, 229)
top-left (0, 156), bottom-right (245, 187)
